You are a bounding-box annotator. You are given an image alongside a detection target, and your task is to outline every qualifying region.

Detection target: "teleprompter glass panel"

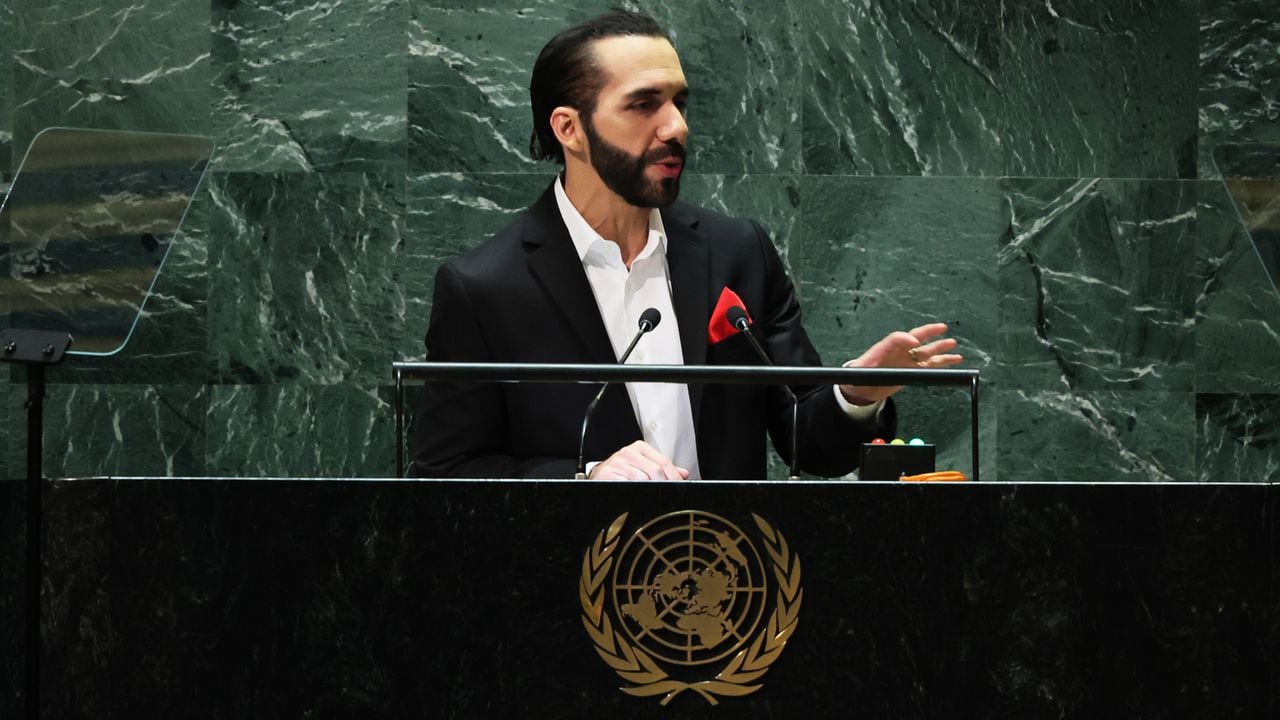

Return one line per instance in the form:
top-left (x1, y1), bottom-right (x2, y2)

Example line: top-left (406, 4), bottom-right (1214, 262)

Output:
top-left (0, 127), bottom-right (213, 355)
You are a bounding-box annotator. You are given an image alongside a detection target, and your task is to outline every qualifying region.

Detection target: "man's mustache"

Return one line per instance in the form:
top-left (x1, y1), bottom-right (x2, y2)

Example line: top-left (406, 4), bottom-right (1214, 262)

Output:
top-left (642, 142), bottom-right (686, 164)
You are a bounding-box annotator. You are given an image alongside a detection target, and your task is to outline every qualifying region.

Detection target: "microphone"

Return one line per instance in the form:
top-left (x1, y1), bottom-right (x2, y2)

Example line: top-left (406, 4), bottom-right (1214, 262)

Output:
top-left (576, 308), bottom-right (661, 478)
top-left (726, 305), bottom-right (801, 481)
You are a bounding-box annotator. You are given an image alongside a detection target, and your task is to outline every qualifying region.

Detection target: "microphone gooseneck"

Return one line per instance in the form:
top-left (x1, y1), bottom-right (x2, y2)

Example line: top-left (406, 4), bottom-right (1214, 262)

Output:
top-left (727, 305), bottom-right (801, 481)
top-left (576, 308), bottom-right (662, 479)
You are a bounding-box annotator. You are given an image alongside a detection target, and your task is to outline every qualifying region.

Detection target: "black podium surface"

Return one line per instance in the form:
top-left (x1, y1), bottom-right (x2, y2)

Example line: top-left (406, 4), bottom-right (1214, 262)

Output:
top-left (5, 478), bottom-right (1277, 718)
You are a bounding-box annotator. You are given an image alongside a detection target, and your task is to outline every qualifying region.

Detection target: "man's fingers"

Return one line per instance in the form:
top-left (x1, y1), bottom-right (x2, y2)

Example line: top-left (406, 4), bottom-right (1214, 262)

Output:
top-left (591, 466), bottom-right (621, 480)
top-left (907, 322), bottom-right (949, 342)
top-left (629, 440), bottom-right (668, 463)
top-left (618, 452), bottom-right (663, 480)
top-left (844, 322), bottom-right (961, 401)
top-left (595, 441), bottom-right (686, 481)
top-left (601, 464), bottom-right (653, 480)
top-left (919, 337), bottom-right (958, 355)
top-left (922, 352), bottom-right (964, 367)
top-left (610, 458), bottom-right (685, 481)
top-left (907, 338), bottom-right (960, 366)
top-left (626, 441), bottom-right (686, 480)
top-left (884, 331), bottom-right (920, 350)
top-left (599, 461), bottom-right (658, 481)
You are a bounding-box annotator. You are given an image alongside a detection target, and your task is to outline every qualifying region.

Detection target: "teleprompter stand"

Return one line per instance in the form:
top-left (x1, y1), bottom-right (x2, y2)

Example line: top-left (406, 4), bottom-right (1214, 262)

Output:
top-left (1, 128), bottom-right (214, 720)
top-left (1, 329), bottom-right (71, 720)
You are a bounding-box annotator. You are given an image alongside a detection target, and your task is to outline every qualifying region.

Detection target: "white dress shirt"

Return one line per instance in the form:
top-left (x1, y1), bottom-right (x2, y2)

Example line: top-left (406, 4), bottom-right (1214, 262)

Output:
top-left (554, 179), bottom-right (703, 479)
top-left (553, 179), bottom-right (883, 478)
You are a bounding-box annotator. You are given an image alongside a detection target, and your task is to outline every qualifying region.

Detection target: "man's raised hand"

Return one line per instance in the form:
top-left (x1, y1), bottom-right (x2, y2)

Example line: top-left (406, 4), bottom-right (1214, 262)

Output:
top-left (839, 322), bottom-right (963, 405)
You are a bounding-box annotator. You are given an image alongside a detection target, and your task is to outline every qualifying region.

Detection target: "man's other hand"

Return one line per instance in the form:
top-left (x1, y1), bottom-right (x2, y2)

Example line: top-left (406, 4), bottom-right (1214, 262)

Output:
top-left (588, 440), bottom-right (689, 480)
top-left (839, 322), bottom-right (963, 405)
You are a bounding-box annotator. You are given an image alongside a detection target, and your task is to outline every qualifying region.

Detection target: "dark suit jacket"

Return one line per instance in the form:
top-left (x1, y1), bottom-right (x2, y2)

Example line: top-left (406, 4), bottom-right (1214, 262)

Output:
top-left (411, 183), bottom-right (894, 479)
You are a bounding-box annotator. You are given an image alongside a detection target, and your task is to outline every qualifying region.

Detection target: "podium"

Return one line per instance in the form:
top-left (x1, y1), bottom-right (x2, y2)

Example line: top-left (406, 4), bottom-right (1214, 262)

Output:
top-left (15, 476), bottom-right (1275, 718)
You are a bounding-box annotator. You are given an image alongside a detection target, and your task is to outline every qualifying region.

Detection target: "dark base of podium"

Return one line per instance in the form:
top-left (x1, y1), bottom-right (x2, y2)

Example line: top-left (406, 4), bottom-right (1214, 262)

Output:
top-left (5, 478), bottom-right (1277, 718)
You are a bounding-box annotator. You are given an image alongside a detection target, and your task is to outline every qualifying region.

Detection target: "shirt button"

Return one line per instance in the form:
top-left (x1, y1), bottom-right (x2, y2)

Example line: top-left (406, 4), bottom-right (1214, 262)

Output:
top-left (648, 420), bottom-right (659, 432)
top-left (635, 351), bottom-right (645, 361)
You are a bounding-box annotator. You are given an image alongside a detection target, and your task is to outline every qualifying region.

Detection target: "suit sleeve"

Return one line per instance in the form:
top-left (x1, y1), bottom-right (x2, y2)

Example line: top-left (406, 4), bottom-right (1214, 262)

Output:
top-left (749, 221), bottom-right (896, 476)
top-left (410, 262), bottom-right (578, 479)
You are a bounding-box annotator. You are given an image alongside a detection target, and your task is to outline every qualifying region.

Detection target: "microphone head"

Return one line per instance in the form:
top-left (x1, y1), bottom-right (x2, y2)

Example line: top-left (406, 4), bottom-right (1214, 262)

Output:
top-left (638, 307), bottom-right (661, 332)
top-left (726, 304), bottom-right (750, 329)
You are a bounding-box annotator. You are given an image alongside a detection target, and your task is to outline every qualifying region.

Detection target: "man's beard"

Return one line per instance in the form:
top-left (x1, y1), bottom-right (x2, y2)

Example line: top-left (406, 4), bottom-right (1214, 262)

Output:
top-left (582, 114), bottom-right (685, 208)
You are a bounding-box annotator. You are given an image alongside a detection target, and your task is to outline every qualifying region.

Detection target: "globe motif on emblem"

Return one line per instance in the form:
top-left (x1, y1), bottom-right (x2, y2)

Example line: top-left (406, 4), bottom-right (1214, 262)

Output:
top-left (611, 511), bottom-right (768, 666)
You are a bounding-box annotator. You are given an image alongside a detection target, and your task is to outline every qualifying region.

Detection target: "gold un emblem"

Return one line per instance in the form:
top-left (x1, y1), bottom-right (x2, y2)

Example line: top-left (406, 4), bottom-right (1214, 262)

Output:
top-left (579, 511), bottom-right (802, 705)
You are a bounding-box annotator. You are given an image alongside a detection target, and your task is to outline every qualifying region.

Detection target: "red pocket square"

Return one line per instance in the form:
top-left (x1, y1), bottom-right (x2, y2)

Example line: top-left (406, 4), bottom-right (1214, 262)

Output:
top-left (708, 286), bottom-right (751, 344)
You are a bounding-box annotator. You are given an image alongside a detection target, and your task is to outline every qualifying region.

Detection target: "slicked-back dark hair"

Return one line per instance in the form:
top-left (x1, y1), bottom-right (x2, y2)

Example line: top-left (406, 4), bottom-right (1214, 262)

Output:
top-left (528, 10), bottom-right (670, 164)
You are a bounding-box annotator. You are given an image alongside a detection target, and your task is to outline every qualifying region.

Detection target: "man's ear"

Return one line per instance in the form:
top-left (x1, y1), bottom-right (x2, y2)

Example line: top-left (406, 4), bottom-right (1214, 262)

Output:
top-left (550, 106), bottom-right (586, 157)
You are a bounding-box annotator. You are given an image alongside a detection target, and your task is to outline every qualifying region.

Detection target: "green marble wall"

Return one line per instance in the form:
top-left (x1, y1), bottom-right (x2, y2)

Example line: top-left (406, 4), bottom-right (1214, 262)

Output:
top-left (1199, 1), bottom-right (1280, 178)
top-left (2, 0), bottom-right (1277, 482)
top-left (0, 1), bottom-right (11, 173)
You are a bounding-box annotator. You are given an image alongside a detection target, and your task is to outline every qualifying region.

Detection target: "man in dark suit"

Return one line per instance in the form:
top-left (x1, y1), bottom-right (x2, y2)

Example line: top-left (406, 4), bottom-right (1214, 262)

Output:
top-left (412, 10), bottom-right (961, 480)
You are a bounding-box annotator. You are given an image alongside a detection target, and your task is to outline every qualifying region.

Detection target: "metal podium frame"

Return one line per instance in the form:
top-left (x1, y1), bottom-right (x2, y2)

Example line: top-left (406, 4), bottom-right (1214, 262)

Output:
top-left (391, 362), bottom-right (980, 481)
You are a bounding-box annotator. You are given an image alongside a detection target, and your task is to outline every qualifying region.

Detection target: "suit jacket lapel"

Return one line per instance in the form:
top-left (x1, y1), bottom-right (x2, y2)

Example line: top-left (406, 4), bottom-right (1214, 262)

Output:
top-left (663, 202), bottom-right (709, 427)
top-left (523, 183), bottom-right (643, 449)
top-left (523, 185), bottom-right (617, 363)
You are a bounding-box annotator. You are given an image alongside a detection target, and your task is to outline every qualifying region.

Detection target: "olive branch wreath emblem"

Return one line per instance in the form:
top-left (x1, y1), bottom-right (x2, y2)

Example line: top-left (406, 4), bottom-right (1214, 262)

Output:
top-left (578, 512), bottom-right (802, 706)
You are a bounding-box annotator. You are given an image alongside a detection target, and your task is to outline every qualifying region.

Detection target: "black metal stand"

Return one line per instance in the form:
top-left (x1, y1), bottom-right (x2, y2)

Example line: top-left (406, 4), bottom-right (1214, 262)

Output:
top-left (3, 329), bottom-right (73, 720)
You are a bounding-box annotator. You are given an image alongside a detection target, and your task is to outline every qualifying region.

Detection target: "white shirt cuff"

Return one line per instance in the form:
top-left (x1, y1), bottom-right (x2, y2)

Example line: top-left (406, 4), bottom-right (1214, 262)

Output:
top-left (832, 384), bottom-right (885, 423)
